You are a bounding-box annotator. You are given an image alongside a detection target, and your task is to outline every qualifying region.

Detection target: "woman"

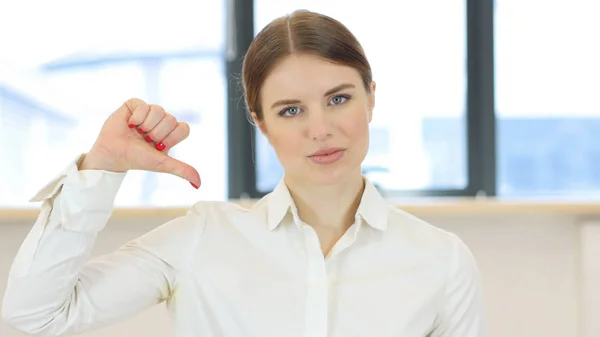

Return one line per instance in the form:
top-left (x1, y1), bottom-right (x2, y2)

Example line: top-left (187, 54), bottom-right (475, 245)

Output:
top-left (2, 10), bottom-right (485, 337)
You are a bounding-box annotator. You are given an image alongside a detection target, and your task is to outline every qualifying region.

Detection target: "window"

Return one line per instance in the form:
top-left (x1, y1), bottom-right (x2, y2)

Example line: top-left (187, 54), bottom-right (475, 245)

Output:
top-left (495, 0), bottom-right (600, 197)
top-left (5, 0), bottom-right (591, 203)
top-left (0, 0), bottom-right (228, 206)
top-left (253, 0), bottom-right (468, 195)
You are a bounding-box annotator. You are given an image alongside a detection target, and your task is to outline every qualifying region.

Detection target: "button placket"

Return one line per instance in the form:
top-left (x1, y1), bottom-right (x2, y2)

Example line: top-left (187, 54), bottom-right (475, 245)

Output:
top-left (303, 225), bottom-right (329, 337)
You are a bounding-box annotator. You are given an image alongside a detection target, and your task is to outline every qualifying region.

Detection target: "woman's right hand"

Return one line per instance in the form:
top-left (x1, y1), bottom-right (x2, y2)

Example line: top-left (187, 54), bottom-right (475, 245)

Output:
top-left (80, 98), bottom-right (201, 189)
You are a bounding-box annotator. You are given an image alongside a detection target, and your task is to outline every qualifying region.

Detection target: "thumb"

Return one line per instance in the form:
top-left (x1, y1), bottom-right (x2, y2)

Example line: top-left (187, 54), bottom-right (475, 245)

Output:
top-left (153, 154), bottom-right (201, 189)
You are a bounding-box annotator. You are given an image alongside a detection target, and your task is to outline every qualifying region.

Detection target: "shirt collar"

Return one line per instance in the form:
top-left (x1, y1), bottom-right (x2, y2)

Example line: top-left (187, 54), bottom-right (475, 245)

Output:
top-left (266, 177), bottom-right (389, 231)
top-left (266, 179), bottom-right (301, 231)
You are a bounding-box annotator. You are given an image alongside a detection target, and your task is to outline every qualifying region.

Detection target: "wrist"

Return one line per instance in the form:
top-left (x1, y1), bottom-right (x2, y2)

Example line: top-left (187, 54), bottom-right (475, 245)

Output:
top-left (79, 151), bottom-right (127, 173)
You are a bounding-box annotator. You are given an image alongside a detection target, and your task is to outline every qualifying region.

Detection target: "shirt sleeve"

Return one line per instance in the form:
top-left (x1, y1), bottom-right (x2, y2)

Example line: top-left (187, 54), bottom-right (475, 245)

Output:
top-left (1, 154), bottom-right (206, 337)
top-left (429, 236), bottom-right (486, 337)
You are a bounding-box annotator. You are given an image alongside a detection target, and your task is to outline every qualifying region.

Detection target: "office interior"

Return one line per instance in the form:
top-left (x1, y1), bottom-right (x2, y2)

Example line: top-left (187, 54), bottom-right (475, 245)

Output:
top-left (1, 1), bottom-right (599, 336)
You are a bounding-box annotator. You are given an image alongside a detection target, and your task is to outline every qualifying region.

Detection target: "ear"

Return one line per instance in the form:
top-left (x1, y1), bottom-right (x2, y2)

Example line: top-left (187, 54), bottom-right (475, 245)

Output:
top-left (251, 111), bottom-right (268, 136)
top-left (367, 81), bottom-right (376, 122)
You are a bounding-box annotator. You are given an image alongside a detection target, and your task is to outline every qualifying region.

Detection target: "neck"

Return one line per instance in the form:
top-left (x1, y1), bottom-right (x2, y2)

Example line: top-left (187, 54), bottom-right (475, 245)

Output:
top-left (284, 170), bottom-right (365, 231)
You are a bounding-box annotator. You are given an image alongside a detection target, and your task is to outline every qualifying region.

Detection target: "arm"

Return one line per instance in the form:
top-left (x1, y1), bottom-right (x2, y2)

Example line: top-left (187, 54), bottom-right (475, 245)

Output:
top-left (1, 155), bottom-right (204, 337)
top-left (429, 236), bottom-right (486, 337)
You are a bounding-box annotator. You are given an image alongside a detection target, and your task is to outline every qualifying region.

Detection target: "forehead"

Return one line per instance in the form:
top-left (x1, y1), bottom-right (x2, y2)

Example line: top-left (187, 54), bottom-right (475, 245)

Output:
top-left (261, 53), bottom-right (362, 100)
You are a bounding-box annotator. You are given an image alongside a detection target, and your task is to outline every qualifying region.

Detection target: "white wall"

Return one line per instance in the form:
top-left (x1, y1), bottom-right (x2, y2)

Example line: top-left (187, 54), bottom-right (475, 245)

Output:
top-left (1, 209), bottom-right (597, 337)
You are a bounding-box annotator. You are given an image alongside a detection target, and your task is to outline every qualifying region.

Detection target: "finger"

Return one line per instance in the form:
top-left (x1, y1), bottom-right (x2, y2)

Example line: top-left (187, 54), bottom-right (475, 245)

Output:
top-left (137, 104), bottom-right (167, 135)
top-left (146, 113), bottom-right (178, 144)
top-left (159, 122), bottom-right (190, 152)
top-left (151, 153), bottom-right (201, 188)
top-left (125, 98), bottom-right (151, 128)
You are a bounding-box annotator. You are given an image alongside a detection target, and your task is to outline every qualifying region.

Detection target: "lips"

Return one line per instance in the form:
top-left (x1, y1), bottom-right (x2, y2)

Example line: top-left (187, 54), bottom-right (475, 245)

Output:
top-left (309, 147), bottom-right (345, 157)
top-left (308, 147), bottom-right (346, 165)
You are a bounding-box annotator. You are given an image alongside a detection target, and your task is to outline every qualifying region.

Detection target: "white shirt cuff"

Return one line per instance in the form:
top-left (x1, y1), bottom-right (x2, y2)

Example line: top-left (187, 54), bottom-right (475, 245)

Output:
top-left (28, 153), bottom-right (127, 232)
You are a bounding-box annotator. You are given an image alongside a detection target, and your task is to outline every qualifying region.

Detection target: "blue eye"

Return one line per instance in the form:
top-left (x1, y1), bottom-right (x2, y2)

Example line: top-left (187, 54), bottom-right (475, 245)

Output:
top-left (330, 95), bottom-right (349, 105)
top-left (280, 106), bottom-right (301, 116)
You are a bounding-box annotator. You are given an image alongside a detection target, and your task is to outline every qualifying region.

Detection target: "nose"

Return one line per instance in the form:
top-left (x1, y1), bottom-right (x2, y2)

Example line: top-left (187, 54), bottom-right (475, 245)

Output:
top-left (307, 109), bottom-right (332, 141)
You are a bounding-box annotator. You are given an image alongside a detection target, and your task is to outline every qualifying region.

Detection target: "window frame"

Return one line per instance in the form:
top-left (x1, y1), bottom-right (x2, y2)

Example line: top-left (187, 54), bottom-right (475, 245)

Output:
top-left (226, 0), bottom-right (496, 199)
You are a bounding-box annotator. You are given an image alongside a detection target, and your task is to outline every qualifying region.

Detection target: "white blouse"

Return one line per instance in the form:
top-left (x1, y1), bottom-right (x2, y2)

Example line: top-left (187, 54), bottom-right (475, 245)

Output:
top-left (2, 154), bottom-right (485, 337)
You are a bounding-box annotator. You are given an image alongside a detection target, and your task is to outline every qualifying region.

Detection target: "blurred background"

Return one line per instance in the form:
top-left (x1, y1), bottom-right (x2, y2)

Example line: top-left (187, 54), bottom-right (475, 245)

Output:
top-left (1, 0), bottom-right (599, 336)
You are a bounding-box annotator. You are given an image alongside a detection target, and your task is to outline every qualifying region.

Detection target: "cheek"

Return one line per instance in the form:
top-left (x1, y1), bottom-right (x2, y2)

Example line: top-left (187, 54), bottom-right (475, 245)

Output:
top-left (269, 129), bottom-right (304, 159)
top-left (340, 110), bottom-right (370, 141)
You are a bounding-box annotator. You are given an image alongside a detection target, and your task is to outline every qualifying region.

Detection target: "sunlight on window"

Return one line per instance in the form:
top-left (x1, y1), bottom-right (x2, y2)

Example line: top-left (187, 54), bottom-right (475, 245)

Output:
top-left (0, 0), bottom-right (228, 206)
top-left (495, 0), bottom-right (600, 197)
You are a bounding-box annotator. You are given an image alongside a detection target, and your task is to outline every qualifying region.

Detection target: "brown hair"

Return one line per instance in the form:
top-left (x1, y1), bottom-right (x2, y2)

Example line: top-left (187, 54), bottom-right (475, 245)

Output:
top-left (241, 10), bottom-right (373, 121)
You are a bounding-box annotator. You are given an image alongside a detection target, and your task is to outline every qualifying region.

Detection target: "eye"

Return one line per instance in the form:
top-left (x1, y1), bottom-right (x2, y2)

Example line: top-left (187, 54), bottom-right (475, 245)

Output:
top-left (280, 106), bottom-right (302, 117)
top-left (329, 94), bottom-right (350, 105)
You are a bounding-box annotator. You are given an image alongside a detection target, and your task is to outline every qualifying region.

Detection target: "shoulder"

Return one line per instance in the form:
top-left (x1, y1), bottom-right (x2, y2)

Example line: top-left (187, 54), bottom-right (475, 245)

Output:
top-left (188, 199), bottom-right (264, 224)
top-left (129, 200), bottom-right (261, 263)
top-left (386, 206), bottom-right (458, 247)
top-left (188, 199), bottom-right (255, 217)
top-left (127, 200), bottom-right (251, 251)
top-left (186, 198), bottom-right (270, 233)
top-left (385, 206), bottom-right (478, 271)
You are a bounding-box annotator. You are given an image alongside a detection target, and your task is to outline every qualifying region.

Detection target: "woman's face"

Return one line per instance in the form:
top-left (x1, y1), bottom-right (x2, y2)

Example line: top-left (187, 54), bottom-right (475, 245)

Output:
top-left (253, 53), bottom-right (375, 186)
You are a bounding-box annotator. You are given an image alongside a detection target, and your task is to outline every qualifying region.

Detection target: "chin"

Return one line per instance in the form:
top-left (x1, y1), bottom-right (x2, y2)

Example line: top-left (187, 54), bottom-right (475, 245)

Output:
top-left (306, 164), bottom-right (362, 186)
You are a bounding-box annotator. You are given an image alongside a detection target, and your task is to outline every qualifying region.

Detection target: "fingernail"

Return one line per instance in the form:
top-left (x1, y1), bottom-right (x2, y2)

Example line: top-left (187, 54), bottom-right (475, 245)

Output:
top-left (137, 128), bottom-right (145, 134)
top-left (128, 124), bottom-right (136, 128)
top-left (190, 182), bottom-right (199, 189)
top-left (155, 142), bottom-right (166, 151)
top-left (145, 135), bottom-right (153, 142)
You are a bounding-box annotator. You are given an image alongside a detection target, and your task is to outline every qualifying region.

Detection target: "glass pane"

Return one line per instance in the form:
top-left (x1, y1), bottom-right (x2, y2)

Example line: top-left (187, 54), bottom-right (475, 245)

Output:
top-left (0, 0), bottom-right (227, 207)
top-left (495, 0), bottom-right (600, 197)
top-left (254, 0), bottom-right (468, 193)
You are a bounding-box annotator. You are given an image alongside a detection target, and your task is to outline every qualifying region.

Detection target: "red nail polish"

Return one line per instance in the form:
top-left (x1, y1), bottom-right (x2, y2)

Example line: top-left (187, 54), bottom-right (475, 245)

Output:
top-left (190, 182), bottom-right (199, 189)
top-left (128, 124), bottom-right (136, 128)
top-left (145, 135), bottom-right (153, 142)
top-left (137, 128), bottom-right (145, 134)
top-left (155, 142), bottom-right (166, 151)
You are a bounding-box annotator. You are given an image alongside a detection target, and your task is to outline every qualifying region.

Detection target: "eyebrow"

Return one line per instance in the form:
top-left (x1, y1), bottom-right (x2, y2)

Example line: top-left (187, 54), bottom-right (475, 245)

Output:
top-left (324, 83), bottom-right (355, 96)
top-left (270, 83), bottom-right (356, 109)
